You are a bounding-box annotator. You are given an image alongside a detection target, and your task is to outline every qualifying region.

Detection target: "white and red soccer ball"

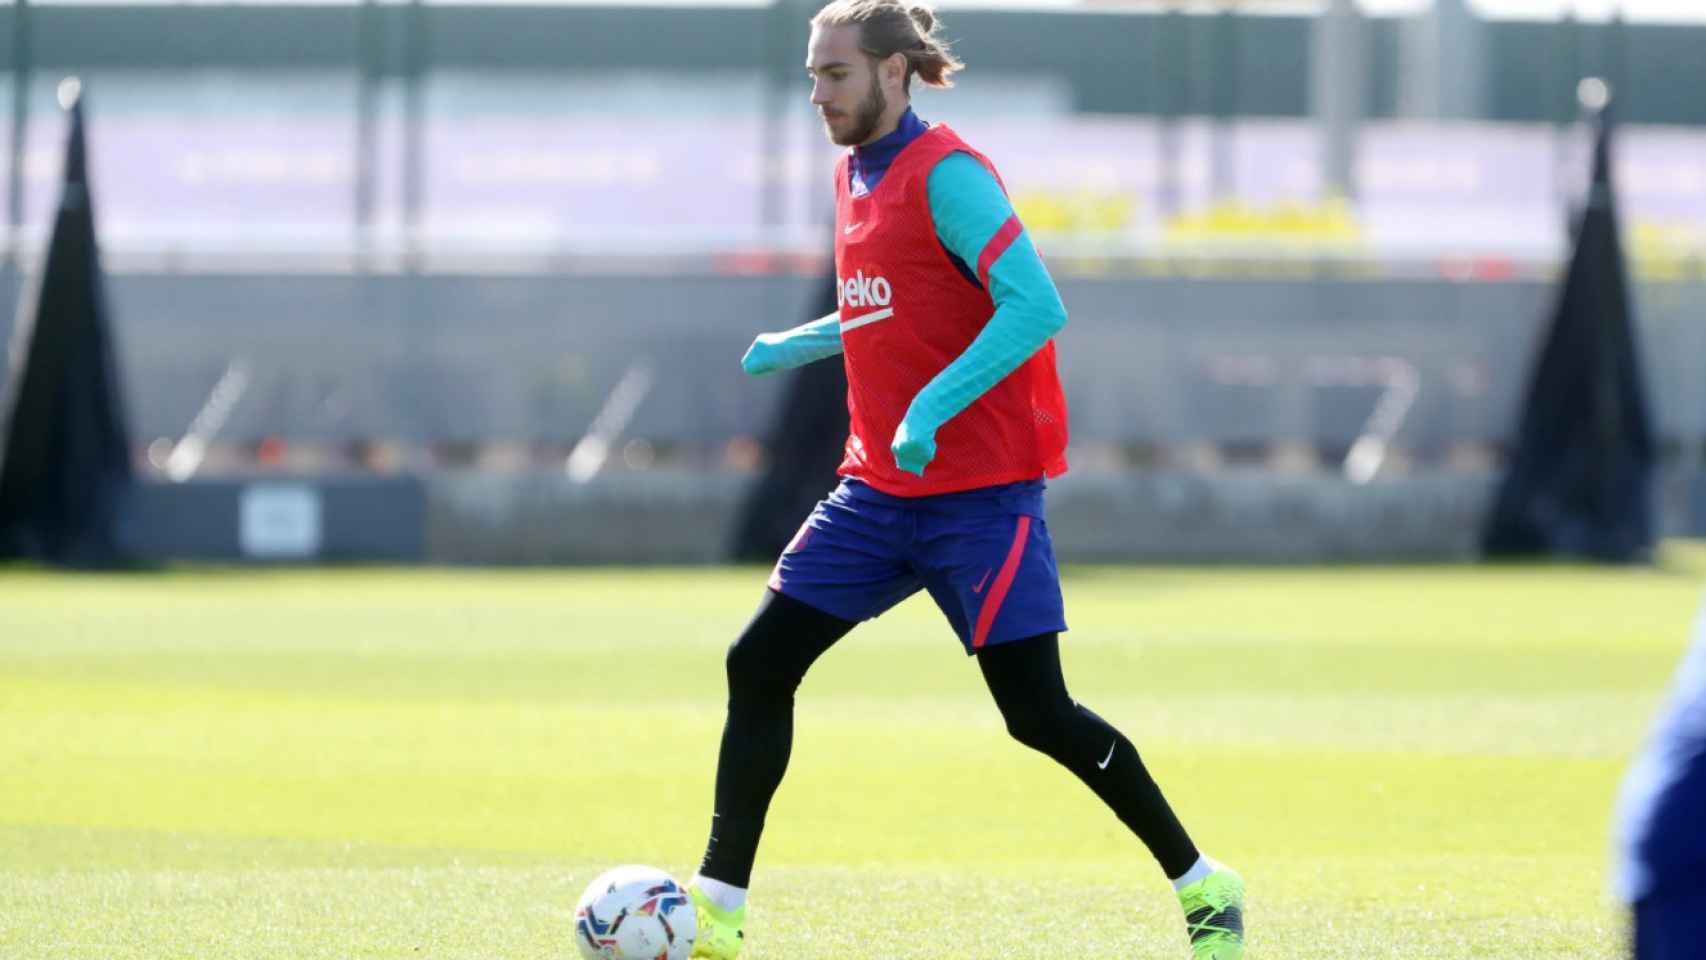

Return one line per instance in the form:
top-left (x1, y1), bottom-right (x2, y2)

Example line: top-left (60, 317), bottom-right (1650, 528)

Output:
top-left (573, 866), bottom-right (697, 960)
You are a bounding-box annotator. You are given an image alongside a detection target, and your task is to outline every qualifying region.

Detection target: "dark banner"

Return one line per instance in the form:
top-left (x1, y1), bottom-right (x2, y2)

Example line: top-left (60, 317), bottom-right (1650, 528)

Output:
top-left (0, 97), bottom-right (135, 567)
top-left (1482, 109), bottom-right (1656, 563)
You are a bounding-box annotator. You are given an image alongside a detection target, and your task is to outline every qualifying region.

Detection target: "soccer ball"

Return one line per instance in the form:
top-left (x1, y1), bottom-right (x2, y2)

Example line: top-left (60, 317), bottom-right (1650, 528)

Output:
top-left (573, 865), bottom-right (697, 960)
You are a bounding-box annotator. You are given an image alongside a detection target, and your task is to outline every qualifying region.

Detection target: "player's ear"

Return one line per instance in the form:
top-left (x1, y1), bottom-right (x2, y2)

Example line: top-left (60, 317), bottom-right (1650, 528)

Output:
top-left (884, 52), bottom-right (907, 90)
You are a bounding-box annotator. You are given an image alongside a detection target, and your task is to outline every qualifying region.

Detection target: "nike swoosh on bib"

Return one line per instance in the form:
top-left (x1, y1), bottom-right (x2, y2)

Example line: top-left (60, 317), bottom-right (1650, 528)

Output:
top-left (839, 307), bottom-right (893, 333)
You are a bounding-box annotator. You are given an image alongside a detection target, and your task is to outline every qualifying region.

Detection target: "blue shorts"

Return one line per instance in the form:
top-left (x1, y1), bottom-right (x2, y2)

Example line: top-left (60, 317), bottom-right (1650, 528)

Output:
top-left (768, 477), bottom-right (1068, 654)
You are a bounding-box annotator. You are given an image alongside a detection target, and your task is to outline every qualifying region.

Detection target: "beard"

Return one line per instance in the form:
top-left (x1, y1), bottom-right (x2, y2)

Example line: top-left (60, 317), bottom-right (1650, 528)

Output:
top-left (825, 74), bottom-right (887, 147)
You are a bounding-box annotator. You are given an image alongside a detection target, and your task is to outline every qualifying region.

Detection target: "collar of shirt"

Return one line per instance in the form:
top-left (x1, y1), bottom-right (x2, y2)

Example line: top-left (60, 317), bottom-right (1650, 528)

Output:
top-left (849, 107), bottom-right (928, 198)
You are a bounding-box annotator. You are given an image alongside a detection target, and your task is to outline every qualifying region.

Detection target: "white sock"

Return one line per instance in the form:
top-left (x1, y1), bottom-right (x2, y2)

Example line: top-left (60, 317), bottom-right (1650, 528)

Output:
top-left (1169, 854), bottom-right (1218, 892)
top-left (689, 874), bottom-right (747, 913)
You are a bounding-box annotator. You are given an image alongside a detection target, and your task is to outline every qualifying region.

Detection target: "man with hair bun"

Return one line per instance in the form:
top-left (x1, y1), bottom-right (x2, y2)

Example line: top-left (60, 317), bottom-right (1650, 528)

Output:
top-left (685, 3), bottom-right (1247, 957)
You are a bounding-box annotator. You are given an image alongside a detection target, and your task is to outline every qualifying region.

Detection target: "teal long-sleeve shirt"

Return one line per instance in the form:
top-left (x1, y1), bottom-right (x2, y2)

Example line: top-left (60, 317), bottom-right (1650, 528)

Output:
top-left (741, 143), bottom-right (1067, 476)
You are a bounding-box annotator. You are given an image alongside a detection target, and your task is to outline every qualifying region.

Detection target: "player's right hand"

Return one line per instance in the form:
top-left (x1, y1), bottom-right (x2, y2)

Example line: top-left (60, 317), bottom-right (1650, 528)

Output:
top-left (741, 333), bottom-right (785, 376)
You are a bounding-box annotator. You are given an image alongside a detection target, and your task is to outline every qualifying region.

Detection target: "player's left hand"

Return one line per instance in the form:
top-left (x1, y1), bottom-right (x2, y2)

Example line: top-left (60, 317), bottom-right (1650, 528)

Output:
top-left (891, 420), bottom-right (937, 477)
top-left (741, 332), bottom-right (786, 376)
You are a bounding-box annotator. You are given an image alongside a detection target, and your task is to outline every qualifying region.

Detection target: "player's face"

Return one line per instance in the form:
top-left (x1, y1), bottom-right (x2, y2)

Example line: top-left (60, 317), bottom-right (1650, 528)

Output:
top-left (807, 24), bottom-right (889, 147)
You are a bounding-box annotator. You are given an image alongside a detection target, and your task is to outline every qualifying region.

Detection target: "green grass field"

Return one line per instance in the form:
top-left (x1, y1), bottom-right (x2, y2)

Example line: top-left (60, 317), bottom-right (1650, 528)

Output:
top-left (3, 555), bottom-right (1701, 958)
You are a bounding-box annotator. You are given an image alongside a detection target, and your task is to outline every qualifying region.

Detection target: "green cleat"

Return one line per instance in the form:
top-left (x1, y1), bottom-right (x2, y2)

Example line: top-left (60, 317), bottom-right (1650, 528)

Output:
top-left (688, 884), bottom-right (746, 960)
top-left (1176, 867), bottom-right (1246, 960)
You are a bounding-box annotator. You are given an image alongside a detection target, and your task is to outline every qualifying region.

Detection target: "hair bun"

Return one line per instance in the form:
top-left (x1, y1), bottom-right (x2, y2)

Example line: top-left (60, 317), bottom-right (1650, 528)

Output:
top-left (909, 4), bottom-right (934, 33)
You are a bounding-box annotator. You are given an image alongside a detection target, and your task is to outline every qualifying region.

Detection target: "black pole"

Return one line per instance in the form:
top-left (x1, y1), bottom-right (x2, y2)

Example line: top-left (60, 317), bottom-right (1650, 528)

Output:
top-left (7, 0), bottom-right (30, 270)
top-left (402, 0), bottom-right (426, 272)
top-left (1211, 4), bottom-right (1238, 201)
top-left (760, 0), bottom-right (791, 232)
top-left (354, 0), bottom-right (381, 266)
top-left (1154, 5), bottom-right (1183, 221)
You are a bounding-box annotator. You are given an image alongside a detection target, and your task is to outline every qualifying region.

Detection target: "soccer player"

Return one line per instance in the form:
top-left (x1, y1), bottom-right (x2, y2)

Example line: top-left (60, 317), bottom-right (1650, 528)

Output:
top-left (686, 3), bottom-right (1246, 958)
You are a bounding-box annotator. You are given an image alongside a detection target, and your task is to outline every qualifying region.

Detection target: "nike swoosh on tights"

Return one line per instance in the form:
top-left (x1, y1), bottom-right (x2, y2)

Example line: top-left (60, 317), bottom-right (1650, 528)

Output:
top-left (1097, 742), bottom-right (1117, 770)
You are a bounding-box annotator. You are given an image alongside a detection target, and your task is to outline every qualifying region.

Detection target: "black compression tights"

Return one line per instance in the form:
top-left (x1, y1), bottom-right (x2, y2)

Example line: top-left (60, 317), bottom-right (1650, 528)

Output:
top-left (697, 589), bottom-right (1200, 888)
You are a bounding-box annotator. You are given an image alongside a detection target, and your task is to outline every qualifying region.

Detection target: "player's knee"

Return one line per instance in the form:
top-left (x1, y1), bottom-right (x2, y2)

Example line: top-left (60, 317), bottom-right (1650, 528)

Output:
top-left (1000, 701), bottom-right (1071, 756)
top-left (725, 627), bottom-right (801, 703)
top-left (724, 634), bottom-right (768, 698)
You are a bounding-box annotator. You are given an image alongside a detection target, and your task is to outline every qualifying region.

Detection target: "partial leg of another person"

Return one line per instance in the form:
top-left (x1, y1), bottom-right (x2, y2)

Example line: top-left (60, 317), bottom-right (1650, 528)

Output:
top-left (1624, 738), bottom-right (1706, 960)
top-left (1617, 600), bottom-right (1706, 960)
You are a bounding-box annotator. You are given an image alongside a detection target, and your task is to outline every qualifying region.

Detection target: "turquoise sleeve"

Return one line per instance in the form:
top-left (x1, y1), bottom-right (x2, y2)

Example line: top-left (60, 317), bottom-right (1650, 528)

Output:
top-left (892, 153), bottom-right (1066, 475)
top-left (741, 311), bottom-right (843, 376)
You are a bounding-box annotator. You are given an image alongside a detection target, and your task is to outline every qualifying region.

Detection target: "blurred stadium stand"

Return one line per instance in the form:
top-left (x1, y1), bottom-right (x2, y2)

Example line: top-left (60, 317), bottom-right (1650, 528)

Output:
top-left (0, 0), bottom-right (1703, 560)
